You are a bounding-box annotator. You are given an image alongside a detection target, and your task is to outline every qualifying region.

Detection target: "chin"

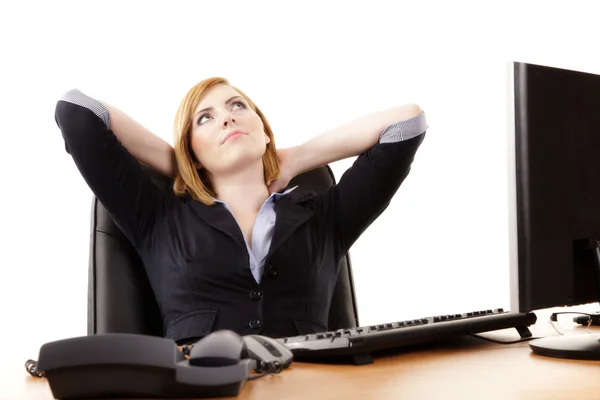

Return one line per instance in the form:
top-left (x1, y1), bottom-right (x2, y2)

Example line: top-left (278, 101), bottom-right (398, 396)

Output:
top-left (216, 152), bottom-right (265, 173)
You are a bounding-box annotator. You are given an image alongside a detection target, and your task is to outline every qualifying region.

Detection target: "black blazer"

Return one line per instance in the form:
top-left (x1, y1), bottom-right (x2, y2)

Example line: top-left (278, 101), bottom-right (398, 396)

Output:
top-left (56, 100), bottom-right (426, 344)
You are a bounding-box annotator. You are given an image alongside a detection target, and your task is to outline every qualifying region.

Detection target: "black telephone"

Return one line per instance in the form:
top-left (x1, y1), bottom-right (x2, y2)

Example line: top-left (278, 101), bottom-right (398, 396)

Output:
top-left (26, 330), bottom-right (293, 399)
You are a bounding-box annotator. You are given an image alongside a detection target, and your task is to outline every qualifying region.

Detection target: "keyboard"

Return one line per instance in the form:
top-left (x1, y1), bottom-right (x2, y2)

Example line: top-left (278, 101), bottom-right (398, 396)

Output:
top-left (276, 308), bottom-right (537, 364)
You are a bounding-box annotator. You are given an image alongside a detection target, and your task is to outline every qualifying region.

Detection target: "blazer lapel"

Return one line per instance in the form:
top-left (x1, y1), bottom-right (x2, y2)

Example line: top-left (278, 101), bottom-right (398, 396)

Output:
top-left (187, 200), bottom-right (247, 249)
top-left (185, 187), bottom-right (318, 256)
top-left (267, 190), bottom-right (317, 259)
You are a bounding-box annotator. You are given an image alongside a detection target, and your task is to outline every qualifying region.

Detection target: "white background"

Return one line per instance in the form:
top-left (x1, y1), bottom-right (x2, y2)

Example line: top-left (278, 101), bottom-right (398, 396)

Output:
top-left (1, 0), bottom-right (600, 356)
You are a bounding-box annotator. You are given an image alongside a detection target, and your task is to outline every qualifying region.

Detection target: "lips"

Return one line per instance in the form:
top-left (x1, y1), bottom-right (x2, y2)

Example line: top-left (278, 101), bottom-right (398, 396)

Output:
top-left (221, 130), bottom-right (246, 144)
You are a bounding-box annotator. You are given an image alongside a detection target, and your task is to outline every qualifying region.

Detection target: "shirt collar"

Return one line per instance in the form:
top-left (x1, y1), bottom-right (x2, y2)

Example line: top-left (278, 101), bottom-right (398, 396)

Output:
top-left (271, 185), bottom-right (298, 201)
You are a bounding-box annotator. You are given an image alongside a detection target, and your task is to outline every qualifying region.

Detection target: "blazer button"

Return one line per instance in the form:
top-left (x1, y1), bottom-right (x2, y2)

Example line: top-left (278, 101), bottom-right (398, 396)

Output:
top-left (267, 265), bottom-right (279, 277)
top-left (249, 320), bottom-right (262, 329)
top-left (250, 290), bottom-right (263, 300)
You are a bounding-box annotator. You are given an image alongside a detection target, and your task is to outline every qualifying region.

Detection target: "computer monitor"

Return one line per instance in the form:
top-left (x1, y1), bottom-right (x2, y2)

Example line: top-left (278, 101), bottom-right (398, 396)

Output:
top-left (507, 61), bottom-right (600, 360)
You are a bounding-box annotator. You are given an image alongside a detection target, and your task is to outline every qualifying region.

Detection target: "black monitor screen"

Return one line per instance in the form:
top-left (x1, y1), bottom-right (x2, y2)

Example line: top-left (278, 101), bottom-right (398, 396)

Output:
top-left (508, 61), bottom-right (600, 313)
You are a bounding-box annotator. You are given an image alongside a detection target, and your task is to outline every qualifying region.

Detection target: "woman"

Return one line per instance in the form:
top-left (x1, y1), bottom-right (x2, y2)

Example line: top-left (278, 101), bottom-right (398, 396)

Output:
top-left (55, 77), bottom-right (427, 344)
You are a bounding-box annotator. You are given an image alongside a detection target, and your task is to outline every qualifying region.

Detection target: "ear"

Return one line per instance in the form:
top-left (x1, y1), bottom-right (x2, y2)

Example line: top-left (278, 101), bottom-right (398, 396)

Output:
top-left (265, 134), bottom-right (271, 144)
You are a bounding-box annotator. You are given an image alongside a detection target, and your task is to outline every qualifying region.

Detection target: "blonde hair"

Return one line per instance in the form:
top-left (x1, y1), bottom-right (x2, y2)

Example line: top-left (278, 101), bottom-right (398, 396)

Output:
top-left (172, 77), bottom-right (280, 205)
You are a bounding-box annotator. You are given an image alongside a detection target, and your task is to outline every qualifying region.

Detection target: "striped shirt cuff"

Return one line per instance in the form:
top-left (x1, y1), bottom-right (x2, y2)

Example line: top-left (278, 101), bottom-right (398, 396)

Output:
top-left (379, 111), bottom-right (428, 143)
top-left (60, 89), bottom-right (111, 129)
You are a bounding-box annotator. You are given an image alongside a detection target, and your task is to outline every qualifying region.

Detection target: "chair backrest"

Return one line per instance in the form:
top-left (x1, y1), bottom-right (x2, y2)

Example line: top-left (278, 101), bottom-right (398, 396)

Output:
top-left (87, 165), bottom-right (359, 336)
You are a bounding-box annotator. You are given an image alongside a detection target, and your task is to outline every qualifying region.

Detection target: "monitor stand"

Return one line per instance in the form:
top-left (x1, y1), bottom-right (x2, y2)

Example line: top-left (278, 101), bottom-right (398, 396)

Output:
top-left (529, 239), bottom-right (600, 361)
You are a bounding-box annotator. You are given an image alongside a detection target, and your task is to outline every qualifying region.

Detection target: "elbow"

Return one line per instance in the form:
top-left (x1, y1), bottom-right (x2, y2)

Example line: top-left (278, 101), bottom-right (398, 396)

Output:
top-left (54, 89), bottom-right (79, 129)
top-left (55, 89), bottom-right (111, 133)
top-left (55, 99), bottom-right (76, 154)
top-left (54, 94), bottom-right (78, 134)
top-left (377, 103), bottom-right (427, 144)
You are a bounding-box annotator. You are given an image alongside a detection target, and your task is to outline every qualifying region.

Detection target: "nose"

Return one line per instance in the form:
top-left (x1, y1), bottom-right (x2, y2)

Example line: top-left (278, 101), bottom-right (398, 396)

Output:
top-left (220, 111), bottom-right (235, 129)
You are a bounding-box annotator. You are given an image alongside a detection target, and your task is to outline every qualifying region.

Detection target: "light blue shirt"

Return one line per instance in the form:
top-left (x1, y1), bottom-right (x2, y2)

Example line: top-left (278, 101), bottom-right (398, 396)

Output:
top-left (217, 111), bottom-right (428, 284)
top-left (213, 186), bottom-right (298, 284)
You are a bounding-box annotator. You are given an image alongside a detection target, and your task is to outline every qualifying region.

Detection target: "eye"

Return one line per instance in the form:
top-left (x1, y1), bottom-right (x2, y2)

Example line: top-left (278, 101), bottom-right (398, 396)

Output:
top-left (232, 101), bottom-right (246, 110)
top-left (197, 113), bottom-right (212, 125)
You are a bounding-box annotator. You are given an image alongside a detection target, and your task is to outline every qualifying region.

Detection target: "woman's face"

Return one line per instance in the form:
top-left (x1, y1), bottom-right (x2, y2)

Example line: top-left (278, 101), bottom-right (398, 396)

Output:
top-left (189, 83), bottom-right (270, 176)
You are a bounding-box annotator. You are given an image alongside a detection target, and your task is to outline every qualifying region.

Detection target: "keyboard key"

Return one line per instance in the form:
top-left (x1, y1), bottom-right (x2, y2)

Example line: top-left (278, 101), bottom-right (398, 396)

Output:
top-left (283, 336), bottom-right (306, 344)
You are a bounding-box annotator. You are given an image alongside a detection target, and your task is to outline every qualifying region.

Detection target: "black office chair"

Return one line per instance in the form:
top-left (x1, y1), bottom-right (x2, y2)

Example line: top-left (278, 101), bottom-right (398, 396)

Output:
top-left (87, 165), bottom-right (360, 337)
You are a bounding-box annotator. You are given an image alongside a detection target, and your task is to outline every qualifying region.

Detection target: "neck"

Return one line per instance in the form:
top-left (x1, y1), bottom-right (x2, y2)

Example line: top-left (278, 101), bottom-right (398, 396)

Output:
top-left (209, 161), bottom-right (269, 212)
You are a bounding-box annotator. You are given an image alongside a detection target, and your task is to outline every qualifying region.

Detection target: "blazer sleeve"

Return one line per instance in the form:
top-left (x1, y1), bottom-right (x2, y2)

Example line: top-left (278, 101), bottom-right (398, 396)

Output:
top-left (324, 112), bottom-right (427, 258)
top-left (55, 89), bottom-right (169, 248)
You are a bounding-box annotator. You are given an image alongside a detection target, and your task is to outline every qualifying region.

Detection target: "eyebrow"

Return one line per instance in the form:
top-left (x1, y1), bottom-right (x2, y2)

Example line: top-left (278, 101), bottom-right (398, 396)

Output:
top-left (193, 96), bottom-right (244, 119)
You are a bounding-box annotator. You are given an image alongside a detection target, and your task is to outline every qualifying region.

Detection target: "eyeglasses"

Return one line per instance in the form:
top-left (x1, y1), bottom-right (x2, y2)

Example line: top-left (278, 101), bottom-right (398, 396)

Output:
top-left (548, 312), bottom-right (595, 335)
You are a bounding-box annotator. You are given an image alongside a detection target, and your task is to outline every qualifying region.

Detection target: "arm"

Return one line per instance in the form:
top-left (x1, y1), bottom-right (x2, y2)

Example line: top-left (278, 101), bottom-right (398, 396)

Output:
top-left (290, 104), bottom-right (424, 175)
top-left (100, 100), bottom-right (177, 178)
top-left (290, 104), bottom-right (428, 256)
top-left (56, 89), bottom-right (170, 248)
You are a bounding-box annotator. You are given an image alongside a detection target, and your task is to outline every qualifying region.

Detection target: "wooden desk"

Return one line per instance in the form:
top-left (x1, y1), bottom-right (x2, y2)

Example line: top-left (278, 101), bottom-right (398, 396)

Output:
top-left (3, 307), bottom-right (600, 400)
